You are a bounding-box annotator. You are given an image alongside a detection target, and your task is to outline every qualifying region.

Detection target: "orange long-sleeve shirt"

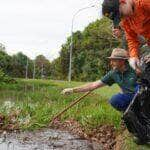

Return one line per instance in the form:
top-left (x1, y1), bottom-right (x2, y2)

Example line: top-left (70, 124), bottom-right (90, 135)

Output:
top-left (121, 0), bottom-right (150, 58)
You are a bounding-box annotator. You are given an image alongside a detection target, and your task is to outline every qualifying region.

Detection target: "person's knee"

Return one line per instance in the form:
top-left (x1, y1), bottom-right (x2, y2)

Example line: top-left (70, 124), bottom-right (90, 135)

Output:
top-left (109, 94), bottom-right (123, 111)
top-left (109, 93), bottom-right (133, 111)
top-left (109, 95), bottom-right (119, 106)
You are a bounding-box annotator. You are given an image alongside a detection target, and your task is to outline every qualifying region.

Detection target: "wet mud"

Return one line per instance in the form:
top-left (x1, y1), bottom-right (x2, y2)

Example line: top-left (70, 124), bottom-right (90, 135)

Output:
top-left (0, 129), bottom-right (102, 150)
top-left (0, 116), bottom-right (117, 150)
top-left (51, 119), bottom-right (116, 150)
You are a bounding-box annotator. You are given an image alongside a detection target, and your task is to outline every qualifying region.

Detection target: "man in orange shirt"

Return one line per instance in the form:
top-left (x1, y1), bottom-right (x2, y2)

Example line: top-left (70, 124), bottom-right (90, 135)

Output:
top-left (102, 0), bottom-right (150, 71)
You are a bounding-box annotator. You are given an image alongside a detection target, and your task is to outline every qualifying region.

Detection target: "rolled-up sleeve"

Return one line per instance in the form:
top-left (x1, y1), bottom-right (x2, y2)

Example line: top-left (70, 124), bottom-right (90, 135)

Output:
top-left (101, 71), bottom-right (115, 86)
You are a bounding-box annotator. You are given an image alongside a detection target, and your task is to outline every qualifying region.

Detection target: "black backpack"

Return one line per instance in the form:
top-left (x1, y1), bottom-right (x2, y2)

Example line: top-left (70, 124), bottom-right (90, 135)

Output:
top-left (123, 55), bottom-right (150, 142)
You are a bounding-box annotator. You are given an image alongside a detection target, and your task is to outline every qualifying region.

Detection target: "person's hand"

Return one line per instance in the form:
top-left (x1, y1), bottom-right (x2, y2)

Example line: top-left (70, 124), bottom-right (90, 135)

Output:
top-left (129, 57), bottom-right (141, 75)
top-left (129, 57), bottom-right (140, 70)
top-left (135, 67), bottom-right (142, 76)
top-left (112, 28), bottom-right (122, 38)
top-left (61, 88), bottom-right (74, 95)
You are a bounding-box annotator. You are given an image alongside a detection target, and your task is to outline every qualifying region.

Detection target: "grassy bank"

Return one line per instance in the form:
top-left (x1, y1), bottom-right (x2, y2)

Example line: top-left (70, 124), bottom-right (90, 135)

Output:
top-left (0, 79), bottom-right (121, 131)
top-left (1, 79), bottom-right (149, 149)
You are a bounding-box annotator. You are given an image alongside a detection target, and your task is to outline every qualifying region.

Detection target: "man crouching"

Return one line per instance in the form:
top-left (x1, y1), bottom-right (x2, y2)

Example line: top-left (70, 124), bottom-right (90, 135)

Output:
top-left (62, 48), bottom-right (138, 112)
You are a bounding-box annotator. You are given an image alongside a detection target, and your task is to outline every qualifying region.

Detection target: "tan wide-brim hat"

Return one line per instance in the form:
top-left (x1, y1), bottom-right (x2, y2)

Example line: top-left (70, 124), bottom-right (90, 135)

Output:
top-left (108, 48), bottom-right (128, 60)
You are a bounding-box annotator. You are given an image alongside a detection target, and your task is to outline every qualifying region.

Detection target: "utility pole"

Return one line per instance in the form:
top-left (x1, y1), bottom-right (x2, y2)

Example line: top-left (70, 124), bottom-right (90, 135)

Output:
top-left (41, 63), bottom-right (44, 79)
top-left (68, 5), bottom-right (95, 82)
top-left (33, 60), bottom-right (35, 79)
top-left (25, 57), bottom-right (28, 79)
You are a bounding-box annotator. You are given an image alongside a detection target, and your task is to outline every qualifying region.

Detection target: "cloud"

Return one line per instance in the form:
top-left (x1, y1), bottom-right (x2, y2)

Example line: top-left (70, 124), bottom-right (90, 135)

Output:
top-left (0, 0), bottom-right (102, 61)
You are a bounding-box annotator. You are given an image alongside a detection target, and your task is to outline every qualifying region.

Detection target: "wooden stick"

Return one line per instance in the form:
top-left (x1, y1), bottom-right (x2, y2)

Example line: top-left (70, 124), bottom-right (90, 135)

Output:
top-left (51, 91), bottom-right (92, 123)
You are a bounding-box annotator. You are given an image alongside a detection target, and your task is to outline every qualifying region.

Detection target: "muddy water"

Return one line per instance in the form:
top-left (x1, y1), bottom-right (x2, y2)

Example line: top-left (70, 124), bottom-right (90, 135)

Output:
top-left (0, 129), bottom-right (102, 150)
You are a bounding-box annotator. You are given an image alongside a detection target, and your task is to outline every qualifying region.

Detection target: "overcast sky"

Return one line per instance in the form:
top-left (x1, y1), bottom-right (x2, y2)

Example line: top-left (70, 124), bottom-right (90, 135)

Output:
top-left (0, 0), bottom-right (102, 61)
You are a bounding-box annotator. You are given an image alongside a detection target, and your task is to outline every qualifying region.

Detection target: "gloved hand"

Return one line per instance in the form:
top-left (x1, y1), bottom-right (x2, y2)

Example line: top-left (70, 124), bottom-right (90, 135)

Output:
top-left (129, 57), bottom-right (141, 75)
top-left (129, 57), bottom-right (140, 70)
top-left (61, 88), bottom-right (74, 95)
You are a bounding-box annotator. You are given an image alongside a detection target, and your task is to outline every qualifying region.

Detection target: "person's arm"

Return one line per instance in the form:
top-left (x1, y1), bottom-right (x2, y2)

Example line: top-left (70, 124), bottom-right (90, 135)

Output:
top-left (122, 22), bottom-right (140, 58)
top-left (142, 0), bottom-right (150, 13)
top-left (121, 20), bottom-right (141, 70)
top-left (61, 80), bottom-right (106, 95)
top-left (62, 70), bottom-right (115, 95)
top-left (123, 0), bottom-right (150, 54)
top-left (73, 80), bottom-right (105, 93)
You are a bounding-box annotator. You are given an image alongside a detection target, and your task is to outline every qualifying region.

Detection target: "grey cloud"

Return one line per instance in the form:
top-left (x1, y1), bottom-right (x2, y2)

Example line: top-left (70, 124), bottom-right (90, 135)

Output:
top-left (0, 0), bottom-right (101, 60)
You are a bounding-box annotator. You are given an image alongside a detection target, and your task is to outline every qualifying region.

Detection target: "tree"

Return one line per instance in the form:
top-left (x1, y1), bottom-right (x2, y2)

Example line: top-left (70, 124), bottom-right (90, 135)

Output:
top-left (51, 17), bottom-right (120, 81)
top-left (35, 55), bottom-right (51, 79)
top-left (50, 57), bottom-right (62, 80)
top-left (0, 45), bottom-right (13, 76)
top-left (11, 52), bottom-right (33, 78)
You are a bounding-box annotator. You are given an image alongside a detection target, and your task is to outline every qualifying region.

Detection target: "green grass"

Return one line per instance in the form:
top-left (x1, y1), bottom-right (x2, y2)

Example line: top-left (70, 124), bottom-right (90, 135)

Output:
top-left (0, 79), bottom-right (121, 130)
top-left (0, 79), bottom-right (145, 149)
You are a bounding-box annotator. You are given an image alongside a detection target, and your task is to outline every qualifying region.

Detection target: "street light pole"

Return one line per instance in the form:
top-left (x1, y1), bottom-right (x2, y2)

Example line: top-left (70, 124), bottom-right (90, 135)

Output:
top-left (25, 57), bottom-right (28, 79)
top-left (41, 63), bottom-right (44, 79)
top-left (68, 5), bottom-right (95, 82)
top-left (33, 60), bottom-right (35, 79)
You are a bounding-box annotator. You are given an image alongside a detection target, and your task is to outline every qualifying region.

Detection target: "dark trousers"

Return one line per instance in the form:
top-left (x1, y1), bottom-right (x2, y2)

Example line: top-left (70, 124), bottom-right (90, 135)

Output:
top-left (109, 93), bottom-right (135, 112)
